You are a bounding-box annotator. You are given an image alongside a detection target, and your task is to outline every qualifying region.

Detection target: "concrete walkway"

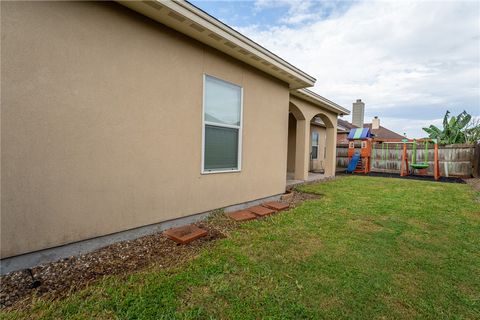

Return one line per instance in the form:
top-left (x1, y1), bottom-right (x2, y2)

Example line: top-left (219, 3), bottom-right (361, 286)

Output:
top-left (286, 172), bottom-right (333, 189)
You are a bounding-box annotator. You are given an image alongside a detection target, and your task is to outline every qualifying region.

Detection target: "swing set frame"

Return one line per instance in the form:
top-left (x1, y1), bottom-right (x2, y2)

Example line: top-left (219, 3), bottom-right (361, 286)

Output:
top-left (398, 139), bottom-right (440, 180)
top-left (346, 128), bottom-right (441, 180)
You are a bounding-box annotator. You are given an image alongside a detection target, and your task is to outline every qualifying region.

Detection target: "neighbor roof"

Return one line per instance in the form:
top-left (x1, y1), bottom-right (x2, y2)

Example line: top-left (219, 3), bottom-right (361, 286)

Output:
top-left (337, 118), bottom-right (358, 132)
top-left (363, 123), bottom-right (405, 140)
top-left (118, 0), bottom-right (316, 89)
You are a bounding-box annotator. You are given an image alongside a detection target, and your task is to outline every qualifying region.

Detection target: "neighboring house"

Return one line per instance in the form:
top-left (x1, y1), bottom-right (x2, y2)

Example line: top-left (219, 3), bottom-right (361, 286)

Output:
top-left (337, 99), bottom-right (404, 143)
top-left (337, 118), bottom-right (358, 143)
top-left (1, 1), bottom-right (349, 272)
top-left (363, 121), bottom-right (405, 142)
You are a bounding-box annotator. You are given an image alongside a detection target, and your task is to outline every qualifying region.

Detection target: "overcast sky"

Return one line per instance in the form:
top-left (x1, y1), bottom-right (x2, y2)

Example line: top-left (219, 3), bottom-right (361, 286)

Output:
top-left (191, 0), bottom-right (480, 138)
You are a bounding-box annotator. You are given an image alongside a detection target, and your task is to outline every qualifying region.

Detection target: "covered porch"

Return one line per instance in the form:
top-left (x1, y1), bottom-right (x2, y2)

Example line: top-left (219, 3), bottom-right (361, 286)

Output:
top-left (286, 89), bottom-right (349, 185)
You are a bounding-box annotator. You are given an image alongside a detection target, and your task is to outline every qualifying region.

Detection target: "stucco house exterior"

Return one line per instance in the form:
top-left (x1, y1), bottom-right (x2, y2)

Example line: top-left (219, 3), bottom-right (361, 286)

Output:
top-left (1, 1), bottom-right (349, 272)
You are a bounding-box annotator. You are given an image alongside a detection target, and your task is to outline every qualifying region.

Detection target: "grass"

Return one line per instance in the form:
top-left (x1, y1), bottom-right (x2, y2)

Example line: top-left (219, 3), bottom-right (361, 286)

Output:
top-left (2, 176), bottom-right (479, 319)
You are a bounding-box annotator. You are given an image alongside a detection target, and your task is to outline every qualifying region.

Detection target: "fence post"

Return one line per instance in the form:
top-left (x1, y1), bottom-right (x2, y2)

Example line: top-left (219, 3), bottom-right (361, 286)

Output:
top-left (474, 142), bottom-right (480, 178)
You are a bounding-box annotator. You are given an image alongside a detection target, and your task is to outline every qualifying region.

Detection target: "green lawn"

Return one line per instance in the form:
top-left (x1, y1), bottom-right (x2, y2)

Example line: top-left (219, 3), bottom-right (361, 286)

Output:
top-left (2, 176), bottom-right (480, 319)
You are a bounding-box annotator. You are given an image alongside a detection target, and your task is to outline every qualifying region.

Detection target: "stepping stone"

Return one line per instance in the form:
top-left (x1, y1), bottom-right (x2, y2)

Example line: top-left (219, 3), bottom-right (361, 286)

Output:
top-left (227, 210), bottom-right (257, 221)
top-left (163, 225), bottom-right (207, 244)
top-left (263, 201), bottom-right (290, 211)
top-left (247, 205), bottom-right (275, 217)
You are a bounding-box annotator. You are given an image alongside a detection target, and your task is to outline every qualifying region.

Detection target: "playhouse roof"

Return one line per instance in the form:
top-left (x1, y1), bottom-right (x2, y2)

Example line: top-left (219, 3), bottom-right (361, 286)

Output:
top-left (348, 128), bottom-right (372, 140)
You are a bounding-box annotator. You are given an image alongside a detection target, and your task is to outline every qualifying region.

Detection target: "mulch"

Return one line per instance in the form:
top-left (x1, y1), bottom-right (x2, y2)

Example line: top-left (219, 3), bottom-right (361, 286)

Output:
top-left (0, 190), bottom-right (321, 311)
top-left (0, 213), bottom-right (235, 311)
top-left (340, 171), bottom-right (466, 184)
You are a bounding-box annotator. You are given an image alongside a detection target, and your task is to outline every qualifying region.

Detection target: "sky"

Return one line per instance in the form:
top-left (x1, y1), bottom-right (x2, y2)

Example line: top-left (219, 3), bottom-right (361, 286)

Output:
top-left (190, 0), bottom-right (480, 138)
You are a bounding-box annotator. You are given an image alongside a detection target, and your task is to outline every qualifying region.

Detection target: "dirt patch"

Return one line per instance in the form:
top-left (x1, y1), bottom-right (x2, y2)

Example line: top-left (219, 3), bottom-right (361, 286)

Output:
top-left (284, 235), bottom-right (324, 261)
top-left (381, 293), bottom-right (420, 319)
top-left (391, 271), bottom-right (425, 297)
top-left (347, 217), bottom-right (384, 232)
top-left (465, 178), bottom-right (480, 192)
top-left (285, 190), bottom-right (323, 207)
top-left (468, 211), bottom-right (480, 221)
top-left (407, 218), bottom-right (431, 230)
top-left (0, 191), bottom-right (317, 311)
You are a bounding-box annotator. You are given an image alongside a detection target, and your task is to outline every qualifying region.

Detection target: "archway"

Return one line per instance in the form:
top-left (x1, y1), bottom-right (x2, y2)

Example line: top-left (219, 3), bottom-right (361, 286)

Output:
top-left (309, 113), bottom-right (336, 176)
top-left (287, 102), bottom-right (309, 181)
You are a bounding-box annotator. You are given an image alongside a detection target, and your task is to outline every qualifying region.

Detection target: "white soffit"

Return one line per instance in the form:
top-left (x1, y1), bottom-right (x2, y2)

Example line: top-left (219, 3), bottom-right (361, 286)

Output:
top-left (292, 89), bottom-right (350, 116)
top-left (118, 0), bottom-right (316, 89)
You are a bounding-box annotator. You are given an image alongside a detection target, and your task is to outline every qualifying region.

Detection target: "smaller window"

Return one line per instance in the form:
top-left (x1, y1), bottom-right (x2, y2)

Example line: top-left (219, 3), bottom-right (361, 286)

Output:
top-left (311, 132), bottom-right (319, 160)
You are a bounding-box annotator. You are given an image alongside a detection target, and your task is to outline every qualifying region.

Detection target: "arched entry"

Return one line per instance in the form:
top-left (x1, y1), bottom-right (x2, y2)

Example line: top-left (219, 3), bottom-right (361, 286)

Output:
top-left (287, 102), bottom-right (309, 180)
top-left (309, 113), bottom-right (336, 177)
top-left (287, 93), bottom-right (341, 183)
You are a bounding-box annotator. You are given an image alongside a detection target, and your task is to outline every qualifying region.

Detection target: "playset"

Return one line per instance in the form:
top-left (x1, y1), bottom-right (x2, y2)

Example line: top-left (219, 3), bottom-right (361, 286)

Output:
top-left (346, 128), bottom-right (372, 174)
top-left (345, 128), bottom-right (441, 180)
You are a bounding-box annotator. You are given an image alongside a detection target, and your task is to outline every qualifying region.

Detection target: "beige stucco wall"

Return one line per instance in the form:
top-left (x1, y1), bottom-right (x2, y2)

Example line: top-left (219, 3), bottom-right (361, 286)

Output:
top-left (0, 1), bottom-right (290, 258)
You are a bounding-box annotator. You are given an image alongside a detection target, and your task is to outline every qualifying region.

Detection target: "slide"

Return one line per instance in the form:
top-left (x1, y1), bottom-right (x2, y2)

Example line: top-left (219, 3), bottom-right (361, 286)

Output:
top-left (346, 152), bottom-right (360, 173)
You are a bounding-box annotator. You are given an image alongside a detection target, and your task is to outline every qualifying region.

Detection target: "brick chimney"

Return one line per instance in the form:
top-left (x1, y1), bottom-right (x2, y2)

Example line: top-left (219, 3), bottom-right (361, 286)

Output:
top-left (352, 99), bottom-right (365, 127)
top-left (372, 116), bottom-right (380, 130)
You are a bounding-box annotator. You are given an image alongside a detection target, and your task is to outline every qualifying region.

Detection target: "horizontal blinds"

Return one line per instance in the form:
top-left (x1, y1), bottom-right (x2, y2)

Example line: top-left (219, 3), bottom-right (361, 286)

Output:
top-left (204, 125), bottom-right (239, 170)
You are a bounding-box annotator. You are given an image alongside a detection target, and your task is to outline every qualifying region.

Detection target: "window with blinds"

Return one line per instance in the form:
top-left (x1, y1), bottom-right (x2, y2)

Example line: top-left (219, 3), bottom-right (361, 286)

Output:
top-left (202, 75), bottom-right (243, 172)
top-left (311, 131), bottom-right (319, 160)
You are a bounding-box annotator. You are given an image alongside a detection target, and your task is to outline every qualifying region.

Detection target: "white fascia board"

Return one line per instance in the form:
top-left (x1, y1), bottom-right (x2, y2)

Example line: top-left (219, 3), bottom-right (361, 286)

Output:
top-left (291, 89), bottom-right (350, 115)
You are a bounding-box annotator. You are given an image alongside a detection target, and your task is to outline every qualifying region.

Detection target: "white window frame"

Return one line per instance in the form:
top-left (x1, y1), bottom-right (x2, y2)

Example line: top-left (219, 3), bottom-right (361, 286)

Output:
top-left (311, 131), bottom-right (319, 160)
top-left (201, 74), bottom-right (243, 174)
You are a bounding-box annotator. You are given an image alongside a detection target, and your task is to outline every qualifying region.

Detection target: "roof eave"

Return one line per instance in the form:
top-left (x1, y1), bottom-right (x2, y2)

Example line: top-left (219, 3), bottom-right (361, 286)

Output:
top-left (117, 0), bottom-right (316, 89)
top-left (291, 89), bottom-right (350, 115)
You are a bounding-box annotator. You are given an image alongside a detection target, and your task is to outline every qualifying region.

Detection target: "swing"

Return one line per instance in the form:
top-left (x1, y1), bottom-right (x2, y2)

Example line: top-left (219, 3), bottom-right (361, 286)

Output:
top-left (400, 139), bottom-right (440, 180)
top-left (410, 140), bottom-right (429, 170)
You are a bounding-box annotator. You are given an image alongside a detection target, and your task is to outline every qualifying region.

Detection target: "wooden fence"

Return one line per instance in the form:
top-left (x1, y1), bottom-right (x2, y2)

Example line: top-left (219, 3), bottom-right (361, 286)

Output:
top-left (337, 142), bottom-right (478, 177)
